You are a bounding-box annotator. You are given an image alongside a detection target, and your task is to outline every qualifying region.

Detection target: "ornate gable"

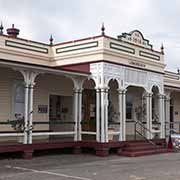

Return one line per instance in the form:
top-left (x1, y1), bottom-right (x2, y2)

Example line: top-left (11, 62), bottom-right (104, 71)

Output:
top-left (117, 30), bottom-right (152, 49)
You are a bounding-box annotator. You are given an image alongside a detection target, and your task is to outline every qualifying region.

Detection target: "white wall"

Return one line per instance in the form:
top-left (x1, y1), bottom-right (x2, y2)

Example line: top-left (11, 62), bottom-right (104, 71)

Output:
top-left (0, 68), bottom-right (74, 133)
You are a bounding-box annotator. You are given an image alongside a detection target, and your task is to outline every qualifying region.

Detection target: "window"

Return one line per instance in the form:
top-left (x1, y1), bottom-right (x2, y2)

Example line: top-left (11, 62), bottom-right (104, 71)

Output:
top-left (13, 82), bottom-right (25, 119)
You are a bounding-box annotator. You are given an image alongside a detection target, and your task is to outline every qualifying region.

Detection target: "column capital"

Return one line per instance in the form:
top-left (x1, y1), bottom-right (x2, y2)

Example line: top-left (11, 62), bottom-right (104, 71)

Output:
top-left (117, 88), bottom-right (127, 94)
top-left (144, 92), bottom-right (153, 98)
top-left (29, 82), bottom-right (36, 88)
top-left (99, 87), bottom-right (109, 93)
top-left (24, 83), bottom-right (29, 88)
top-left (165, 95), bottom-right (171, 101)
top-left (73, 88), bottom-right (83, 93)
top-left (95, 88), bottom-right (100, 93)
top-left (158, 94), bottom-right (165, 99)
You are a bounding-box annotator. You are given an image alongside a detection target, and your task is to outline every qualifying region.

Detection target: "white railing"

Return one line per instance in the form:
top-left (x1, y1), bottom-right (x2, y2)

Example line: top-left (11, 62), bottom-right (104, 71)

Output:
top-left (32, 131), bottom-right (75, 136)
top-left (81, 131), bottom-right (96, 135)
top-left (0, 133), bottom-right (24, 137)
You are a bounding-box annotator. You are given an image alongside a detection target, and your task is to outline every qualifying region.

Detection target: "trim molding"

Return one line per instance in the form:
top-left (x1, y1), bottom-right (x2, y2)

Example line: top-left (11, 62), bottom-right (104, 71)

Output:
top-left (5, 40), bottom-right (49, 54)
top-left (58, 60), bottom-right (164, 75)
top-left (56, 41), bottom-right (98, 54)
top-left (0, 58), bottom-right (90, 76)
top-left (139, 50), bottom-right (160, 61)
top-left (164, 85), bottom-right (180, 90)
top-left (110, 42), bottom-right (135, 54)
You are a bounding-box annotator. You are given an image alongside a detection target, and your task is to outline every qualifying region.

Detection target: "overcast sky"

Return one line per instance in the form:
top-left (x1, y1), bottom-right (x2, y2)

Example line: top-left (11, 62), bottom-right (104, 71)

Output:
top-left (0, 0), bottom-right (180, 71)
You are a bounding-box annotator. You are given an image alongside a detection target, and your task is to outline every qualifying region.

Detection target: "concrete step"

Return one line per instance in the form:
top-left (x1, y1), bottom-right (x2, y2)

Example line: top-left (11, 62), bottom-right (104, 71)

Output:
top-left (125, 140), bottom-right (166, 148)
top-left (119, 148), bottom-right (170, 157)
top-left (123, 145), bottom-right (165, 152)
top-left (125, 142), bottom-right (156, 147)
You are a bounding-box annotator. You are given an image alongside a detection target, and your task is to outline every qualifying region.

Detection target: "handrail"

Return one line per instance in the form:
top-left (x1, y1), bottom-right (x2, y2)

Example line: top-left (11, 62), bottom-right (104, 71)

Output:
top-left (134, 120), bottom-right (158, 148)
top-left (135, 120), bottom-right (155, 136)
top-left (33, 121), bottom-right (75, 125)
top-left (0, 120), bottom-right (76, 125)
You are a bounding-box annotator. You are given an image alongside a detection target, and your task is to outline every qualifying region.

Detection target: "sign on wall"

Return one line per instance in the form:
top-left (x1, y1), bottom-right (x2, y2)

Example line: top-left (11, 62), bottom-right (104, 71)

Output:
top-left (38, 105), bottom-right (48, 113)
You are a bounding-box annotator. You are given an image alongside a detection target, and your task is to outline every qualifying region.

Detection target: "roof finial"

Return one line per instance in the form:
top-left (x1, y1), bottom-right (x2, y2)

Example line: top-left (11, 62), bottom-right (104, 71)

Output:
top-left (161, 43), bottom-right (164, 55)
top-left (101, 23), bottom-right (105, 36)
top-left (0, 21), bottom-right (4, 35)
top-left (177, 68), bottom-right (180, 75)
top-left (49, 34), bottom-right (53, 46)
top-left (7, 24), bottom-right (20, 38)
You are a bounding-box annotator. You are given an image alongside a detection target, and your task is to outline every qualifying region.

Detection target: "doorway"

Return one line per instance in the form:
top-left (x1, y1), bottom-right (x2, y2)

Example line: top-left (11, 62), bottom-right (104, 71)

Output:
top-left (49, 95), bottom-right (61, 132)
top-left (170, 98), bottom-right (174, 131)
top-left (126, 86), bottom-right (145, 140)
top-left (82, 89), bottom-right (96, 132)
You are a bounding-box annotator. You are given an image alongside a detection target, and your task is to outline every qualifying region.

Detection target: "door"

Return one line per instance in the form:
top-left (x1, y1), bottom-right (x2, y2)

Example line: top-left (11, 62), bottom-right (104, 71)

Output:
top-left (82, 89), bottom-right (96, 132)
top-left (49, 95), bottom-right (61, 132)
top-left (170, 99), bottom-right (174, 131)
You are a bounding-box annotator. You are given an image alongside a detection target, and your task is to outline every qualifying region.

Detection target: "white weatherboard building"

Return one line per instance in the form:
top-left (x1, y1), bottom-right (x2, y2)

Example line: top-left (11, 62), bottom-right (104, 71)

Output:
top-left (0, 24), bottom-right (178, 158)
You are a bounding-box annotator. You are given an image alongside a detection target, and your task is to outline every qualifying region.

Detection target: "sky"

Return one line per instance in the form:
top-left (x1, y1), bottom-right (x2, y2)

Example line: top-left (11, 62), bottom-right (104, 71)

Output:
top-left (0, 0), bottom-right (180, 71)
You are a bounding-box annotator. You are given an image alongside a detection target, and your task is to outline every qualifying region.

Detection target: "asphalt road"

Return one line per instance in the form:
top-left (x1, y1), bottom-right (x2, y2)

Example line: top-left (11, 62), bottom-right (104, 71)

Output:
top-left (0, 152), bottom-right (180, 180)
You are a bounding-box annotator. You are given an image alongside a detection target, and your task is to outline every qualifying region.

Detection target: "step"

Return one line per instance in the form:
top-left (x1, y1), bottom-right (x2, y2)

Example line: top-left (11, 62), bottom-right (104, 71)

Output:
top-left (125, 142), bottom-right (156, 147)
top-left (119, 148), bottom-right (170, 157)
top-left (123, 145), bottom-right (165, 152)
top-left (125, 141), bottom-right (166, 147)
top-left (125, 139), bottom-right (166, 144)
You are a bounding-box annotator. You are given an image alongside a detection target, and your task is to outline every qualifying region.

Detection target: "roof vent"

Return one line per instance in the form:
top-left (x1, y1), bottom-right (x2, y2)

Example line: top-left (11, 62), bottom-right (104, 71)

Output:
top-left (7, 24), bottom-right (20, 38)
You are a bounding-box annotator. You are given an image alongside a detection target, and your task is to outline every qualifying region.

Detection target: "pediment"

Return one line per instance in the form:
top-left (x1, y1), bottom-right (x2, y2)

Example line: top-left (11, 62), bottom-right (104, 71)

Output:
top-left (118, 30), bottom-right (152, 49)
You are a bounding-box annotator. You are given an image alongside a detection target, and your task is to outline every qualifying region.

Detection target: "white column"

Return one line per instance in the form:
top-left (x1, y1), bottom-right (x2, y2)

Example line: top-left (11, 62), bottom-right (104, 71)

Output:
top-left (165, 96), bottom-right (170, 124)
top-left (159, 94), bottom-right (165, 138)
top-left (118, 89), bottom-right (126, 141)
top-left (78, 89), bottom-right (83, 141)
top-left (96, 88), bottom-right (100, 142)
top-left (28, 83), bottom-right (35, 144)
top-left (105, 88), bottom-right (109, 142)
top-left (165, 95), bottom-right (171, 136)
top-left (149, 93), bottom-right (152, 138)
top-left (20, 70), bottom-right (38, 144)
top-left (73, 89), bottom-right (79, 141)
top-left (24, 83), bottom-right (29, 144)
top-left (122, 90), bottom-right (126, 141)
top-left (100, 88), bottom-right (105, 143)
top-left (146, 92), bottom-right (152, 139)
top-left (100, 88), bottom-right (108, 143)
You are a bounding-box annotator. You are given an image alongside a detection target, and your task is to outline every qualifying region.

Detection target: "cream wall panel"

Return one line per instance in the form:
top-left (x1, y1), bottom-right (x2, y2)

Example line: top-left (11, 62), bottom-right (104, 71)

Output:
top-left (33, 74), bottom-right (74, 131)
top-left (0, 67), bottom-right (23, 133)
top-left (0, 68), bottom-right (74, 133)
top-left (0, 67), bottom-right (23, 122)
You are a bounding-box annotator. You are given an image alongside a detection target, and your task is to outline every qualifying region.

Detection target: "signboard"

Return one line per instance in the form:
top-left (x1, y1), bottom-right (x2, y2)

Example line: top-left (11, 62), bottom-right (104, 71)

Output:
top-left (129, 61), bottom-right (146, 68)
top-left (38, 105), bottom-right (48, 113)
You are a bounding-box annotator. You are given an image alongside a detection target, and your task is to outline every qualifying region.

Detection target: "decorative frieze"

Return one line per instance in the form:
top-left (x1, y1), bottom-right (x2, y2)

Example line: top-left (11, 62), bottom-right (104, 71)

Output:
top-left (125, 68), bottom-right (147, 87)
top-left (90, 62), bottom-right (164, 94)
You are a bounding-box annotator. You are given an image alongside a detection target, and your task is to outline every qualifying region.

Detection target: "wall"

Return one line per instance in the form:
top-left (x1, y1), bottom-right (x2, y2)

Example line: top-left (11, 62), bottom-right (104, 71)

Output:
top-left (0, 67), bottom-right (74, 141)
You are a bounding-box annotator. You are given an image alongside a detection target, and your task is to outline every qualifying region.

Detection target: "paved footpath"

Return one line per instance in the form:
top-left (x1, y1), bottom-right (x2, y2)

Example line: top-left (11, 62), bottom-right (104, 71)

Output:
top-left (0, 153), bottom-right (180, 180)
